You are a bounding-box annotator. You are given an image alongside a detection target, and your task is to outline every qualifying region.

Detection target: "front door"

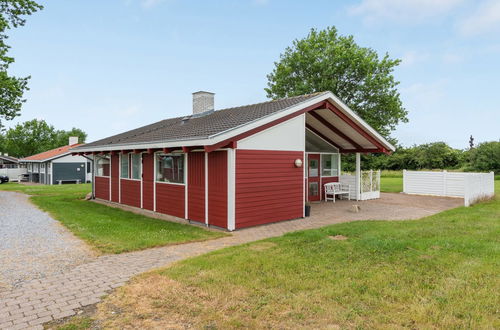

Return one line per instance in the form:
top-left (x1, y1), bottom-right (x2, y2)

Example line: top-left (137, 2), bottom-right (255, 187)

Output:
top-left (308, 154), bottom-right (320, 201)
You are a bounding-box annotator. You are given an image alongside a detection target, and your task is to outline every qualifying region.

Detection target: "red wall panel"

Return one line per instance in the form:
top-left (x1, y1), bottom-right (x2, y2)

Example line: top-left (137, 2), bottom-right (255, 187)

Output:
top-left (188, 152), bottom-right (205, 223)
top-left (236, 150), bottom-right (303, 228)
top-left (111, 154), bottom-right (119, 203)
top-left (208, 151), bottom-right (227, 228)
top-left (120, 179), bottom-right (141, 208)
top-left (320, 177), bottom-right (339, 201)
top-left (142, 153), bottom-right (154, 211)
top-left (95, 176), bottom-right (110, 201)
top-left (156, 183), bottom-right (185, 218)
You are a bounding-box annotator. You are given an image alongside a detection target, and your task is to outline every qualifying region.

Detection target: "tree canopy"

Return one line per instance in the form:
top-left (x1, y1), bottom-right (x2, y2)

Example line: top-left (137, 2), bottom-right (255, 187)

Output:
top-left (266, 26), bottom-right (407, 137)
top-left (1, 119), bottom-right (87, 158)
top-left (0, 0), bottom-right (43, 127)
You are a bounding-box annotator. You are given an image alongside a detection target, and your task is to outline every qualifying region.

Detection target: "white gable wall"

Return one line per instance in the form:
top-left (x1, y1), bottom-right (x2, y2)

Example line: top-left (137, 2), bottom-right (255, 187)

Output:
top-left (237, 114), bottom-right (305, 151)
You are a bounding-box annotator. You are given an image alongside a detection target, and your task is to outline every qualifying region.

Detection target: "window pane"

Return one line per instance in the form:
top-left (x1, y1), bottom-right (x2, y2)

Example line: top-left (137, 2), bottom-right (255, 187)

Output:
top-left (309, 159), bottom-right (318, 177)
top-left (321, 154), bottom-right (339, 177)
top-left (309, 182), bottom-right (319, 196)
top-left (331, 154), bottom-right (339, 176)
top-left (131, 154), bottom-right (141, 180)
top-left (121, 154), bottom-right (129, 178)
top-left (95, 156), bottom-right (110, 177)
top-left (156, 154), bottom-right (184, 183)
top-left (321, 154), bottom-right (332, 176)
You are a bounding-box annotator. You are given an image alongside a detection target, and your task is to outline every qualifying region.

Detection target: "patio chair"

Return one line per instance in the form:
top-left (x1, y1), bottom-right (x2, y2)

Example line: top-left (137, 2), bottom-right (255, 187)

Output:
top-left (324, 182), bottom-right (350, 202)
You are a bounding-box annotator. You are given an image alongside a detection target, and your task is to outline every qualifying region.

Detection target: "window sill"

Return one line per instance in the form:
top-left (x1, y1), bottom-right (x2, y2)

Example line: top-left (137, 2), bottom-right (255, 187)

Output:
top-left (155, 181), bottom-right (185, 186)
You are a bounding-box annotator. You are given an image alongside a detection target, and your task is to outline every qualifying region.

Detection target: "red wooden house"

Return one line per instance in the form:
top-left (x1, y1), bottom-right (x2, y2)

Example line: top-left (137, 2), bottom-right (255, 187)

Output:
top-left (72, 91), bottom-right (394, 230)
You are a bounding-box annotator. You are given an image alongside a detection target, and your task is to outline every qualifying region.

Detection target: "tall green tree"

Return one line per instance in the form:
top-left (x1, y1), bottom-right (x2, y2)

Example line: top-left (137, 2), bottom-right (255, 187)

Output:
top-left (0, 0), bottom-right (43, 126)
top-left (266, 27), bottom-right (407, 137)
top-left (4, 119), bottom-right (56, 157)
top-left (54, 127), bottom-right (87, 146)
top-left (469, 141), bottom-right (500, 173)
top-left (2, 119), bottom-right (87, 158)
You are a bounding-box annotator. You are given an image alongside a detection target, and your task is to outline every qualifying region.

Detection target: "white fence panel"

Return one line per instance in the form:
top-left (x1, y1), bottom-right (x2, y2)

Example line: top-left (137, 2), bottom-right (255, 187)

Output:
top-left (403, 170), bottom-right (495, 206)
top-left (339, 174), bottom-right (357, 198)
top-left (464, 172), bottom-right (495, 206)
top-left (0, 167), bottom-right (27, 181)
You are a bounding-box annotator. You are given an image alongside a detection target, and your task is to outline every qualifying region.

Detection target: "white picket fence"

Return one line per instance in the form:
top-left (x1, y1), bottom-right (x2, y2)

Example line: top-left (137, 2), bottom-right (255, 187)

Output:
top-left (0, 167), bottom-right (27, 181)
top-left (403, 170), bottom-right (495, 206)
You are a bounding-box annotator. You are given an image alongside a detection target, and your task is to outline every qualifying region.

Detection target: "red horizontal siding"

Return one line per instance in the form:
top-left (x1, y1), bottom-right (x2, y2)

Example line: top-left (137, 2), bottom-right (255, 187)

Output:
top-left (235, 150), bottom-right (303, 229)
top-left (95, 176), bottom-right (110, 201)
top-left (120, 179), bottom-right (141, 208)
top-left (188, 152), bottom-right (205, 223)
top-left (208, 151), bottom-right (227, 228)
top-left (321, 177), bottom-right (339, 201)
top-left (156, 183), bottom-right (185, 218)
top-left (142, 153), bottom-right (154, 211)
top-left (111, 154), bottom-right (119, 203)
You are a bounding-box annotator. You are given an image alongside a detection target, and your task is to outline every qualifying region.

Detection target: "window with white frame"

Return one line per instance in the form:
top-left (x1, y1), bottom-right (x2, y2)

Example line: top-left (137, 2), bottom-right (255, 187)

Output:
top-left (120, 154), bottom-right (129, 179)
top-left (131, 154), bottom-right (141, 180)
top-left (95, 155), bottom-right (110, 177)
top-left (119, 153), bottom-right (142, 180)
top-left (321, 154), bottom-right (339, 177)
top-left (28, 163), bottom-right (32, 171)
top-left (156, 154), bottom-right (184, 184)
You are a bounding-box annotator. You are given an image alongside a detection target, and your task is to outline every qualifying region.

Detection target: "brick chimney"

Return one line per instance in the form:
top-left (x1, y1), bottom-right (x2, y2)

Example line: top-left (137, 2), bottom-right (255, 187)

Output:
top-left (68, 136), bottom-right (79, 145)
top-left (192, 91), bottom-right (214, 115)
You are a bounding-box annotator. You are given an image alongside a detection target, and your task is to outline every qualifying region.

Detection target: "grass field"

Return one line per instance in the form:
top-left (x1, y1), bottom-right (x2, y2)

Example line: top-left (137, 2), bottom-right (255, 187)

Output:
top-left (63, 181), bottom-right (500, 329)
top-left (0, 183), bottom-right (225, 254)
top-left (380, 176), bottom-right (403, 193)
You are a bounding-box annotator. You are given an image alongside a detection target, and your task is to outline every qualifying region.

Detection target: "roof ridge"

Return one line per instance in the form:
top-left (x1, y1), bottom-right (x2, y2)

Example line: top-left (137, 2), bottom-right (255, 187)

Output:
top-left (214, 91), bottom-right (328, 113)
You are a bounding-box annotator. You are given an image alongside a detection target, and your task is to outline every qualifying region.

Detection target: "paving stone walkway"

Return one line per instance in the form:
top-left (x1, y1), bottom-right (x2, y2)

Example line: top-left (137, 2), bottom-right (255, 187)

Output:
top-left (0, 193), bottom-right (462, 329)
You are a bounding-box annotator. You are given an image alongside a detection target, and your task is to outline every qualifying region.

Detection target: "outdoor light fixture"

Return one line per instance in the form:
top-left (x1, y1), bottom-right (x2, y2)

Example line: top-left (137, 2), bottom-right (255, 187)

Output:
top-left (294, 159), bottom-right (303, 168)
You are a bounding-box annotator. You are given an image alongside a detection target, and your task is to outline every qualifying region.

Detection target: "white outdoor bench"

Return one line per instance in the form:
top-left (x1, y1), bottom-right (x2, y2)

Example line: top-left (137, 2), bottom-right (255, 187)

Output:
top-left (324, 182), bottom-right (351, 202)
top-left (57, 179), bottom-right (81, 185)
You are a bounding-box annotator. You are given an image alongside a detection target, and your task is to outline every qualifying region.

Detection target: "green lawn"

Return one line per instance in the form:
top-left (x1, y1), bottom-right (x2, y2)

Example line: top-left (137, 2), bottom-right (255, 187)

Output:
top-left (380, 176), bottom-right (403, 193)
top-left (87, 181), bottom-right (500, 329)
top-left (0, 183), bottom-right (225, 254)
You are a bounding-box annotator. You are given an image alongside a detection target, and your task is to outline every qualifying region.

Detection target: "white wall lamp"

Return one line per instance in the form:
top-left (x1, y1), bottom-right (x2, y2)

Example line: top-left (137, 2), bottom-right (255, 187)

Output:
top-left (294, 159), bottom-right (303, 168)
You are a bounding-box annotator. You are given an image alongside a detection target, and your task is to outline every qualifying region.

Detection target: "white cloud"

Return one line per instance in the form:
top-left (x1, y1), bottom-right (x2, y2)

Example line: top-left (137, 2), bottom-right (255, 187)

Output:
top-left (349, 0), bottom-right (463, 24)
top-left (400, 51), bottom-right (430, 67)
top-left (459, 0), bottom-right (500, 36)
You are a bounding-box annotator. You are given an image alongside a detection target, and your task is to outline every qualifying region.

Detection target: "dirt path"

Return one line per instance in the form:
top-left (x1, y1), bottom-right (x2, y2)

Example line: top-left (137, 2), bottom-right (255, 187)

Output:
top-left (0, 191), bottom-right (95, 291)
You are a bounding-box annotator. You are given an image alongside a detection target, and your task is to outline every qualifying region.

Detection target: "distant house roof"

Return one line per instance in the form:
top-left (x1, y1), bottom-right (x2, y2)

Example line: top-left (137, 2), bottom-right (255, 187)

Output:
top-left (21, 144), bottom-right (83, 162)
top-left (0, 154), bottom-right (19, 163)
top-left (73, 91), bottom-right (395, 153)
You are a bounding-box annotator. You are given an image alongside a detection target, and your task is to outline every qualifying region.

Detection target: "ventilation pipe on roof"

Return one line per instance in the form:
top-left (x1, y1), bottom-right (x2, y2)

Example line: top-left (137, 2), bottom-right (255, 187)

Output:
top-left (192, 91), bottom-right (215, 115)
top-left (69, 136), bottom-right (79, 145)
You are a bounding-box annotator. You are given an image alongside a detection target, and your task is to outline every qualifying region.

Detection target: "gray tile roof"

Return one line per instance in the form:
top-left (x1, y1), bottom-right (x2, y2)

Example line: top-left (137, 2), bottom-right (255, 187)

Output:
top-left (0, 154), bottom-right (18, 163)
top-left (77, 92), bottom-right (327, 149)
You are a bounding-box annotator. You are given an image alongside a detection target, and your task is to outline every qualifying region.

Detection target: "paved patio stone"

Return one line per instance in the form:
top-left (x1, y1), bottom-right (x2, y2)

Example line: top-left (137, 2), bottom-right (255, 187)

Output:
top-left (0, 193), bottom-right (462, 329)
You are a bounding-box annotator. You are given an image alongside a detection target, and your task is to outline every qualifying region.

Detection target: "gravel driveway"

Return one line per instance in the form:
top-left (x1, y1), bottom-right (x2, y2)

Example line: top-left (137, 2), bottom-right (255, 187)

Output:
top-left (0, 191), bottom-right (95, 290)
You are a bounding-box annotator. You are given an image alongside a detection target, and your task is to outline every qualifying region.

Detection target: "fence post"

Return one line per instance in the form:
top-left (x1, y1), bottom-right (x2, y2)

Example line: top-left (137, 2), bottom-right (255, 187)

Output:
top-left (369, 170), bottom-right (373, 193)
top-left (443, 170), bottom-right (448, 196)
top-left (403, 169), bottom-right (407, 193)
top-left (464, 174), bottom-right (470, 207)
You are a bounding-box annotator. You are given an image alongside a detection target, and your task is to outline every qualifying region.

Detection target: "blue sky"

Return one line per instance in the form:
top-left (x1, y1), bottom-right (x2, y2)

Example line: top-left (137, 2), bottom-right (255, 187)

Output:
top-left (6, 0), bottom-right (500, 148)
